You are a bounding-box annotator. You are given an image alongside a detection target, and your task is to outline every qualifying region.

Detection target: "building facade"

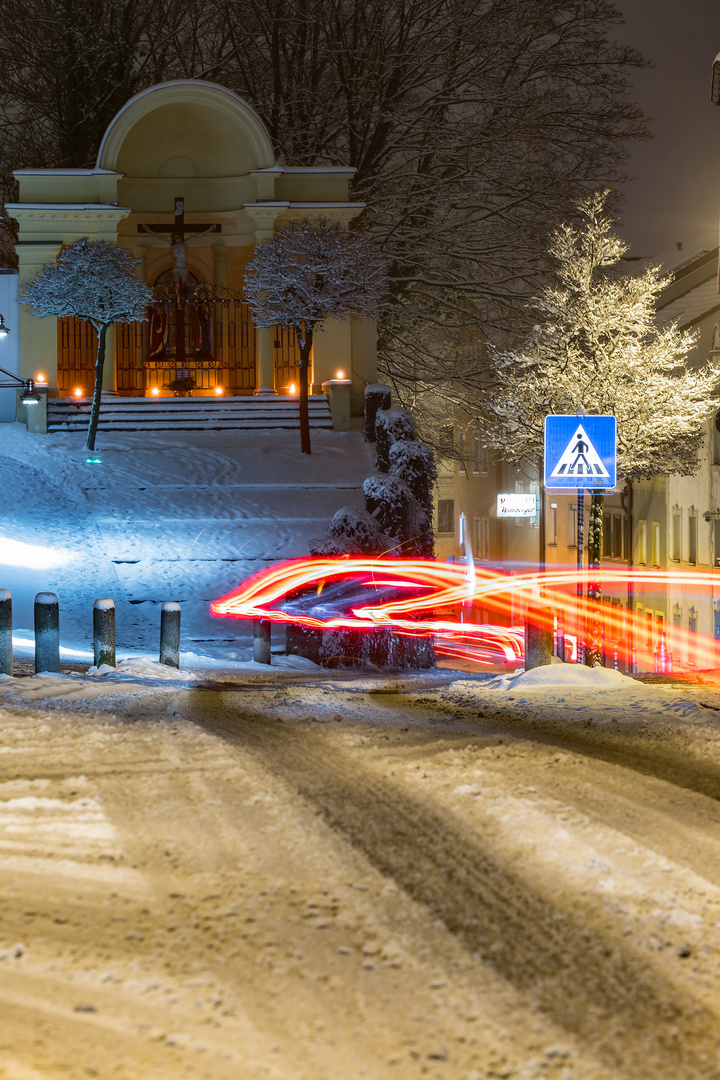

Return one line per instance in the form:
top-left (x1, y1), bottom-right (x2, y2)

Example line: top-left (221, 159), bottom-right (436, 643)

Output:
top-left (5, 80), bottom-right (377, 409)
top-left (436, 248), bottom-right (720, 670)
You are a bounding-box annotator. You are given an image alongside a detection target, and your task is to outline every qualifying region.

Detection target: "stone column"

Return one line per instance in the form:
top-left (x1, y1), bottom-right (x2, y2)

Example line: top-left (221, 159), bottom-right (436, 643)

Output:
top-left (244, 205), bottom-right (283, 397)
top-left (254, 326), bottom-right (277, 395)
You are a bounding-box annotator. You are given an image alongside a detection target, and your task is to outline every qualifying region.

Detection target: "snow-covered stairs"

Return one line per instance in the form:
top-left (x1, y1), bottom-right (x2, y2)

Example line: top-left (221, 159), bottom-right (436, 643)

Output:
top-left (46, 394), bottom-right (334, 433)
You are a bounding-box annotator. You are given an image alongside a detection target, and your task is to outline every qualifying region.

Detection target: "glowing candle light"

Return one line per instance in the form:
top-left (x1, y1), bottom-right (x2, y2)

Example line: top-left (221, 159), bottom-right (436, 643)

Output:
top-left (151, 386), bottom-right (160, 396)
top-left (289, 383), bottom-right (296, 395)
top-left (214, 386), bottom-right (224, 395)
top-left (336, 369), bottom-right (345, 379)
top-left (73, 387), bottom-right (83, 398)
top-left (35, 373), bottom-right (47, 384)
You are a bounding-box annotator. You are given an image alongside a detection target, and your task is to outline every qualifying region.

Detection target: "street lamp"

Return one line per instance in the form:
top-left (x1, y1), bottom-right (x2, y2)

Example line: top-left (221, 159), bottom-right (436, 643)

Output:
top-left (0, 313), bottom-right (39, 404)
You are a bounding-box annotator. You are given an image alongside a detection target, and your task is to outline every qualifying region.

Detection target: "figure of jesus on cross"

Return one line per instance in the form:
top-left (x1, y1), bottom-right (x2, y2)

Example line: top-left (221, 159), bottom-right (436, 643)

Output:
top-left (139, 197), bottom-right (220, 299)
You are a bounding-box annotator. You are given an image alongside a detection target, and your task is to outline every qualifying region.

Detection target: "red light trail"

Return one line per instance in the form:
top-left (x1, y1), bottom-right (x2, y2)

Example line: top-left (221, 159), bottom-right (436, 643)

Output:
top-left (211, 559), bottom-right (720, 670)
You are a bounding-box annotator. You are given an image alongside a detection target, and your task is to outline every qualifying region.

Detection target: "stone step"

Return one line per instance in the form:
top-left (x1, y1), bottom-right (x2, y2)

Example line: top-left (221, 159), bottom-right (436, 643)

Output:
top-left (47, 395), bottom-right (334, 432)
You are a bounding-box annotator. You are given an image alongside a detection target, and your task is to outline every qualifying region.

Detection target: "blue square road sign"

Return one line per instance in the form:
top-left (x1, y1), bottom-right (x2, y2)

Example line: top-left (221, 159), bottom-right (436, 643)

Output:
top-left (544, 414), bottom-right (616, 489)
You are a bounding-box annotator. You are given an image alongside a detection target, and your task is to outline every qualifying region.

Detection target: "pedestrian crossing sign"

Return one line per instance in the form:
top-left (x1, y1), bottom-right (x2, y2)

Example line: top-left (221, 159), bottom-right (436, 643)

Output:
top-left (544, 414), bottom-right (616, 489)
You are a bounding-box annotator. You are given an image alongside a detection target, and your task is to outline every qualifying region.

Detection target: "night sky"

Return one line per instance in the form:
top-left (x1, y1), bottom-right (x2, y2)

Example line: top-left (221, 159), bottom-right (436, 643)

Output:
top-left (615, 0), bottom-right (720, 263)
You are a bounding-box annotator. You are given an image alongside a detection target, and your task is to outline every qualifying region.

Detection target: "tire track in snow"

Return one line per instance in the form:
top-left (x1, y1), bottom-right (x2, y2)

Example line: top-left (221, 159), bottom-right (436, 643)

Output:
top-left (463, 709), bottom-right (720, 803)
top-left (189, 694), bottom-right (720, 1080)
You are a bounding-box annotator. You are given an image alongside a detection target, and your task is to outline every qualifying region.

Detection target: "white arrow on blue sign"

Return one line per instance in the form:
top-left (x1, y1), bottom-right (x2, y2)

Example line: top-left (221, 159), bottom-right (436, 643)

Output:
top-left (544, 415), bottom-right (616, 489)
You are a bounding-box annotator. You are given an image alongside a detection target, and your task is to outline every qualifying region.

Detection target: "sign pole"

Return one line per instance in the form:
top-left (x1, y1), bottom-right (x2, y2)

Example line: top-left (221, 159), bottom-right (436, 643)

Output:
top-left (544, 410), bottom-right (616, 668)
top-left (538, 454), bottom-right (546, 586)
top-left (577, 489), bottom-right (584, 664)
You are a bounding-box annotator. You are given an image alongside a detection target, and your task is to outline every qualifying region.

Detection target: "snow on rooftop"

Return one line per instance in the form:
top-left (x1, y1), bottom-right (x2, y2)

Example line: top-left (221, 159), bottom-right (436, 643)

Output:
top-left (657, 276), bottom-right (720, 330)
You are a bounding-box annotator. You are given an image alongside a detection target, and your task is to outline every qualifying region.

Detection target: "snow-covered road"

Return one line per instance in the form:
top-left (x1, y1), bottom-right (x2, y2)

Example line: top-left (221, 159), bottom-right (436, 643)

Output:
top-left (1, 663), bottom-right (720, 1078)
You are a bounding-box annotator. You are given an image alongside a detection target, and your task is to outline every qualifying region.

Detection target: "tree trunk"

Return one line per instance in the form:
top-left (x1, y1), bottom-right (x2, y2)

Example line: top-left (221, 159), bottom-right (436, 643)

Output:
top-left (298, 328), bottom-right (313, 455)
top-left (585, 490), bottom-right (604, 666)
top-left (85, 322), bottom-right (108, 452)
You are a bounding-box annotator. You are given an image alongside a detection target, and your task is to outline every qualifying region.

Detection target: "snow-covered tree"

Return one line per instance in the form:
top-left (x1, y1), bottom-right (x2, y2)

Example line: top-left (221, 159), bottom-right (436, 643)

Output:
top-left (244, 218), bottom-right (386, 454)
top-left (0, 0), bottom-right (646, 419)
top-left (206, 0), bottom-right (647, 436)
top-left (483, 190), bottom-right (720, 663)
top-left (21, 238), bottom-right (152, 450)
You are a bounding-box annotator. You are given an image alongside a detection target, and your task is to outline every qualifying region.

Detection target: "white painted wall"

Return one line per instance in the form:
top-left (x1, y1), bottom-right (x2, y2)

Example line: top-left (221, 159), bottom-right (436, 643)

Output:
top-left (0, 271), bottom-right (19, 423)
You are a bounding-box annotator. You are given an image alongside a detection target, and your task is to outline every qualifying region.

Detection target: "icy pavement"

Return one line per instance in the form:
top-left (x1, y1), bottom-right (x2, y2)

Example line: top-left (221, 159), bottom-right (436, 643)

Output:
top-left (0, 421), bottom-right (374, 666)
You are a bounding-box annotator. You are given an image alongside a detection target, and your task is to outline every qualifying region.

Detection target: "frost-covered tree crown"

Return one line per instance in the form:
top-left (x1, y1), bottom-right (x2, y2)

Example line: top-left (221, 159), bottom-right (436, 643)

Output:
top-left (483, 191), bottom-right (720, 480)
top-left (21, 238), bottom-right (152, 328)
top-left (243, 218), bottom-right (386, 348)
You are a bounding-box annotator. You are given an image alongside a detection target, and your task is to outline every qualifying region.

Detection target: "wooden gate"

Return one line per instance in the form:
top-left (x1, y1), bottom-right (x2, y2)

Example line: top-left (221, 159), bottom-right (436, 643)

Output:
top-left (58, 284), bottom-right (301, 396)
top-left (274, 325), bottom-right (301, 391)
top-left (57, 318), bottom-right (97, 394)
top-left (115, 295), bottom-right (258, 395)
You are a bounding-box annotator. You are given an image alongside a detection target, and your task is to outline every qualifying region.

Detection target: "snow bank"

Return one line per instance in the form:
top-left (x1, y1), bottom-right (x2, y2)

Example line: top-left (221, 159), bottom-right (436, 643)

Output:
top-left (84, 657), bottom-right (192, 680)
top-left (490, 664), bottom-right (633, 690)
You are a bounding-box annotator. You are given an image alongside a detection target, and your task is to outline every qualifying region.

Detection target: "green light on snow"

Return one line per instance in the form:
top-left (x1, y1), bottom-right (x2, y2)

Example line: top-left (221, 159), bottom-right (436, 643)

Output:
top-left (85, 457), bottom-right (103, 464)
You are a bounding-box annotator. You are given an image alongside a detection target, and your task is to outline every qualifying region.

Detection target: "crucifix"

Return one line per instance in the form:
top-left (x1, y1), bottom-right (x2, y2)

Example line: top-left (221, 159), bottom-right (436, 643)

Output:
top-left (138, 196), bottom-right (220, 299)
top-left (139, 196), bottom-right (220, 372)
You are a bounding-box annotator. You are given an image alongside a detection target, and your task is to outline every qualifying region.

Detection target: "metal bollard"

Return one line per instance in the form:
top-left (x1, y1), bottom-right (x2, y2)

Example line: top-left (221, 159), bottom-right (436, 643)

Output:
top-left (159, 602), bottom-right (181, 668)
top-left (0, 589), bottom-right (11, 676)
top-left (35, 593), bottom-right (60, 673)
top-left (253, 618), bottom-right (271, 665)
top-left (93, 599), bottom-right (116, 668)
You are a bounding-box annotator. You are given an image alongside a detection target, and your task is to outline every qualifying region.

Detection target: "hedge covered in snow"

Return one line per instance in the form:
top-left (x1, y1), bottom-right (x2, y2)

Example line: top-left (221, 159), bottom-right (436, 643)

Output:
top-left (363, 383), bottom-right (392, 442)
top-left (374, 407), bottom-right (417, 472)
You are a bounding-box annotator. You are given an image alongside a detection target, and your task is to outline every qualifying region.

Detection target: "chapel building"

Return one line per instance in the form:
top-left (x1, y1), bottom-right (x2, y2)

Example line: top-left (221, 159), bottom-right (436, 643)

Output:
top-left (7, 80), bottom-right (377, 409)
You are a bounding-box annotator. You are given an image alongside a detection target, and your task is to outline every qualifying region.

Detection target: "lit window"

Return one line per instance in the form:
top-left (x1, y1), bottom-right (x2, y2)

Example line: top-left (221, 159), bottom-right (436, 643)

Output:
top-left (602, 513), bottom-right (611, 558)
top-left (474, 515), bottom-right (490, 560)
top-left (472, 433), bottom-right (489, 475)
top-left (637, 519), bottom-right (647, 565)
top-left (651, 521), bottom-right (661, 567)
top-left (612, 514), bottom-right (624, 559)
top-left (689, 512), bottom-right (697, 565)
top-left (457, 431), bottom-right (466, 474)
top-left (437, 499), bottom-right (454, 534)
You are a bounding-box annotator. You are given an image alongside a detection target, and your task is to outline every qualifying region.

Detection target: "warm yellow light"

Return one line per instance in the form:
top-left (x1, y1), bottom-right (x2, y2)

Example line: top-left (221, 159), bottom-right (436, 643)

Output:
top-left (214, 385), bottom-right (224, 395)
top-left (36, 373), bottom-right (47, 384)
top-left (151, 386), bottom-right (160, 396)
top-left (289, 383), bottom-right (296, 395)
top-left (73, 387), bottom-right (83, 398)
top-left (336, 369), bottom-right (345, 379)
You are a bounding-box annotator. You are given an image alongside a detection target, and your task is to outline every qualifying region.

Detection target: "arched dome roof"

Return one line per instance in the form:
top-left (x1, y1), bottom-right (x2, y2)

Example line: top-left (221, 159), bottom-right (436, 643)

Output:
top-left (97, 81), bottom-right (276, 178)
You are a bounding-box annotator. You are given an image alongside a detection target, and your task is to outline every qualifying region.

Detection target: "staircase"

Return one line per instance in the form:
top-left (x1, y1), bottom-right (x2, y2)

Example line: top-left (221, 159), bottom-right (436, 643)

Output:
top-left (46, 394), bottom-right (334, 434)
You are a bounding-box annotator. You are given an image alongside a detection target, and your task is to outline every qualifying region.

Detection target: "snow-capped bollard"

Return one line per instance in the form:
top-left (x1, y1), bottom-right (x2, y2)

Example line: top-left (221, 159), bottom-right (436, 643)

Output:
top-left (35, 592), bottom-right (60, 674)
top-left (524, 604), bottom-right (553, 670)
top-left (253, 618), bottom-right (271, 665)
top-left (93, 599), bottom-right (116, 668)
top-left (0, 589), bottom-right (12, 676)
top-left (159, 602), bottom-right (181, 668)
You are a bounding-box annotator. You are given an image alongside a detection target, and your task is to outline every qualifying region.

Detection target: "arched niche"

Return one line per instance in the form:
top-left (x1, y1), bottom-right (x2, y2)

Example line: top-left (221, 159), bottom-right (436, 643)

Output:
top-left (97, 81), bottom-right (276, 178)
